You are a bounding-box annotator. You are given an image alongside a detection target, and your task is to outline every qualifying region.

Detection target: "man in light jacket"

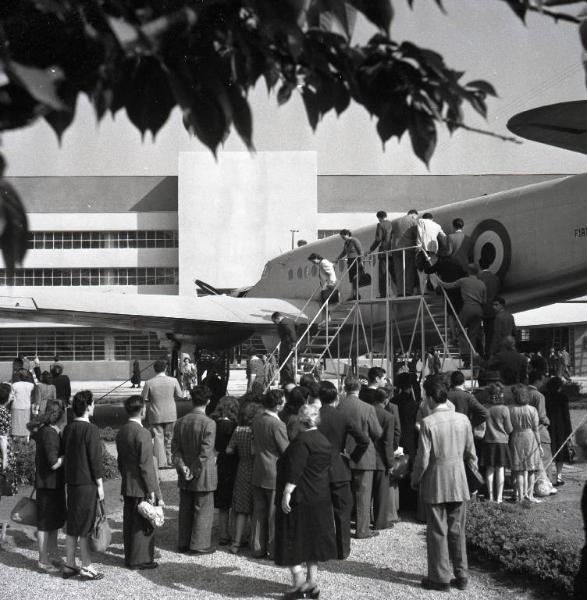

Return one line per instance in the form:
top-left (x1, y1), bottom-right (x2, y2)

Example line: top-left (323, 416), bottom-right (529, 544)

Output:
top-left (142, 359), bottom-right (183, 469)
top-left (411, 377), bottom-right (478, 592)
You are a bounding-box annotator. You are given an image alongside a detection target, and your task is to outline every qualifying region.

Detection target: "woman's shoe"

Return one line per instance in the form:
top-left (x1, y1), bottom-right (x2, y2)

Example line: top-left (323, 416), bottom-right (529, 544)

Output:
top-left (302, 584), bottom-right (320, 598)
top-left (229, 544), bottom-right (239, 555)
top-left (61, 565), bottom-right (80, 579)
top-left (79, 566), bottom-right (104, 581)
top-left (283, 589), bottom-right (304, 600)
top-left (38, 561), bottom-right (60, 574)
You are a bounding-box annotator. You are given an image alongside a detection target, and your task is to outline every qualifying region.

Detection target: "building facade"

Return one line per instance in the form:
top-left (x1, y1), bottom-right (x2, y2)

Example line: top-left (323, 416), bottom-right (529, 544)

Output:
top-left (0, 155), bottom-right (568, 380)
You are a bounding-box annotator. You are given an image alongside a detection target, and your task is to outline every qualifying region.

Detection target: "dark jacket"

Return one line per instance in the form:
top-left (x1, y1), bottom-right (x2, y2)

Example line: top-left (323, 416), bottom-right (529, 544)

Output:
top-left (171, 408), bottom-right (217, 492)
top-left (53, 374), bottom-right (71, 402)
top-left (448, 388), bottom-right (489, 428)
top-left (374, 403), bottom-right (401, 470)
top-left (251, 412), bottom-right (289, 489)
top-left (277, 318), bottom-right (297, 350)
top-left (337, 393), bottom-right (382, 470)
top-left (488, 349), bottom-right (528, 384)
top-left (33, 425), bottom-right (64, 490)
top-left (318, 404), bottom-right (369, 483)
top-left (116, 420), bottom-right (160, 498)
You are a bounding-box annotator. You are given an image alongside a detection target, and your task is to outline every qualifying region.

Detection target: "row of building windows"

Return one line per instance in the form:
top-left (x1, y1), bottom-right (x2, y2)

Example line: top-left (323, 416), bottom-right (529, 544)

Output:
top-left (0, 328), bottom-right (163, 361)
top-left (0, 268), bottom-right (178, 286)
top-left (27, 230), bottom-right (178, 250)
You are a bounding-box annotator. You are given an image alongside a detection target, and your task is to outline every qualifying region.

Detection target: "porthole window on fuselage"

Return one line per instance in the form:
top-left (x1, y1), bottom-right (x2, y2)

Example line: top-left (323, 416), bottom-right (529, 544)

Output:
top-left (288, 269), bottom-right (294, 280)
top-left (311, 265), bottom-right (318, 277)
top-left (297, 267), bottom-right (303, 279)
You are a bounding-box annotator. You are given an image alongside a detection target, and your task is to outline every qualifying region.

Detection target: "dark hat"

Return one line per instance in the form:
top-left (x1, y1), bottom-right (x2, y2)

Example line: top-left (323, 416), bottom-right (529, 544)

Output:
top-left (479, 370), bottom-right (502, 382)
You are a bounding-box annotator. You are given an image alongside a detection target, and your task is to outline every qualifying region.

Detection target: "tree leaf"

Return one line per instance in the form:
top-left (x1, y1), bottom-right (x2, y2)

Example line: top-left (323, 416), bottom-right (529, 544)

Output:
top-left (6, 60), bottom-right (66, 111)
top-left (347, 0), bottom-right (393, 32)
top-left (125, 57), bottom-right (175, 137)
top-left (408, 109), bottom-right (437, 167)
top-left (376, 97), bottom-right (409, 143)
top-left (44, 81), bottom-right (77, 143)
top-left (466, 79), bottom-right (498, 97)
top-left (186, 91), bottom-right (227, 155)
top-left (228, 84), bottom-right (254, 150)
top-left (0, 179), bottom-right (29, 269)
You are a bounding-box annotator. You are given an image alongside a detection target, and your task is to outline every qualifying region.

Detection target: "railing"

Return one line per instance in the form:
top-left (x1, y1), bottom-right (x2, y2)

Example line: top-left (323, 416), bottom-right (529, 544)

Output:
top-left (264, 261), bottom-right (358, 390)
top-left (262, 281), bottom-right (322, 380)
top-left (95, 360), bottom-right (157, 403)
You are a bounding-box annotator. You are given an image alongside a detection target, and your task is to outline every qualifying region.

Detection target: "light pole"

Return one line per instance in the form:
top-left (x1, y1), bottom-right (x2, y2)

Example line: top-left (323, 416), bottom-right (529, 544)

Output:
top-left (290, 229), bottom-right (299, 250)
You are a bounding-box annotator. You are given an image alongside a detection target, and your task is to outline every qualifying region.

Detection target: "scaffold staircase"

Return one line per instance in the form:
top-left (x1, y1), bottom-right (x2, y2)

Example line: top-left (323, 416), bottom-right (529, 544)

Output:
top-left (264, 248), bottom-right (479, 389)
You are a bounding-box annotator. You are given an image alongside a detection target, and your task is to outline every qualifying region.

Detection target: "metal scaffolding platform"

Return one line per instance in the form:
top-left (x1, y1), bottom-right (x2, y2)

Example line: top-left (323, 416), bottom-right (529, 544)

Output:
top-left (265, 247), bottom-right (478, 390)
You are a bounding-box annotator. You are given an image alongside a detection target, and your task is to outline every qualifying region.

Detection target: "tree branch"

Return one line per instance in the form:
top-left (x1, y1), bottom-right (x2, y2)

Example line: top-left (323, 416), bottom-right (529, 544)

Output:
top-left (444, 119), bottom-right (524, 143)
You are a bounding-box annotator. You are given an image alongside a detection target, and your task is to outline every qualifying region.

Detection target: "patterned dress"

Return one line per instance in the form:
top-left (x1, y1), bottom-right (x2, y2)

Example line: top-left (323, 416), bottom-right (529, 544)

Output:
top-left (0, 405), bottom-right (18, 495)
top-left (228, 426), bottom-right (255, 514)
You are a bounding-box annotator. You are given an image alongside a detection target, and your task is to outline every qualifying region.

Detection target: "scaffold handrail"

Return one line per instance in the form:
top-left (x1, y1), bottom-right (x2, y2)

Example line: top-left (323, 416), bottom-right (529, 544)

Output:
top-left (264, 260), bottom-right (357, 391)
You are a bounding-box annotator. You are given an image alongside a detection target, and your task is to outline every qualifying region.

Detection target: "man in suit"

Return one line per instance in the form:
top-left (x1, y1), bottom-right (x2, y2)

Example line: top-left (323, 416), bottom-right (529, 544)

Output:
top-left (142, 359), bottom-right (183, 469)
top-left (271, 312), bottom-right (298, 386)
top-left (487, 297), bottom-right (516, 357)
top-left (372, 388), bottom-right (401, 530)
top-left (447, 371), bottom-right (488, 428)
top-left (391, 209), bottom-right (419, 296)
top-left (337, 375), bottom-right (382, 539)
top-left (411, 378), bottom-right (478, 592)
top-left (251, 389), bottom-right (289, 558)
top-left (171, 385), bottom-right (217, 554)
top-left (368, 210), bottom-right (395, 298)
top-left (447, 218), bottom-right (473, 270)
top-left (487, 335), bottom-right (528, 384)
top-left (318, 381), bottom-right (369, 559)
top-left (116, 395), bottom-right (162, 570)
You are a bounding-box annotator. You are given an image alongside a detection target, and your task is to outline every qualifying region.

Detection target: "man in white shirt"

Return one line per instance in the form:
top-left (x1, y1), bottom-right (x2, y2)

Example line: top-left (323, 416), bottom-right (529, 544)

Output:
top-left (416, 213), bottom-right (447, 294)
top-left (308, 253), bottom-right (337, 304)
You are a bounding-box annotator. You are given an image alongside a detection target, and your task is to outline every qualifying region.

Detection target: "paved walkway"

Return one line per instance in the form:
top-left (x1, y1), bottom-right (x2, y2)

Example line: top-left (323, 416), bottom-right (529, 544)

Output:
top-left (0, 472), bottom-right (546, 600)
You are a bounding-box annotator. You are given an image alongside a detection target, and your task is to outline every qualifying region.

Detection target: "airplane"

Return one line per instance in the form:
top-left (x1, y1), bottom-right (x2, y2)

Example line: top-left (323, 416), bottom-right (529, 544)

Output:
top-left (0, 101), bottom-right (585, 367)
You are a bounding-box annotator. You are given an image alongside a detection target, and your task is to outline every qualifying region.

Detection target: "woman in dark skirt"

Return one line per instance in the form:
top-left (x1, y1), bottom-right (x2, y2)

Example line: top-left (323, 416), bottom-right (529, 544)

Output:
top-left (30, 401), bottom-right (67, 572)
top-left (274, 404), bottom-right (337, 600)
top-left (482, 383), bottom-right (513, 503)
top-left (62, 390), bottom-right (104, 581)
top-left (211, 396), bottom-right (239, 544)
top-left (545, 376), bottom-right (573, 486)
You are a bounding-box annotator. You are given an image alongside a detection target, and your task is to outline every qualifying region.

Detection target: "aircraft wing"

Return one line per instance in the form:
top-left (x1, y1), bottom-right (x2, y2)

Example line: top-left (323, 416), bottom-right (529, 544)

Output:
top-left (0, 291), bottom-right (305, 349)
top-left (507, 101), bottom-right (587, 154)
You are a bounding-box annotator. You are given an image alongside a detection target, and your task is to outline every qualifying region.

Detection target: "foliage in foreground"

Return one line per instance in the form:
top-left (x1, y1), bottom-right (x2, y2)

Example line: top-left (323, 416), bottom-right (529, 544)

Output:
top-left (466, 499), bottom-right (581, 596)
top-left (12, 438), bottom-right (119, 487)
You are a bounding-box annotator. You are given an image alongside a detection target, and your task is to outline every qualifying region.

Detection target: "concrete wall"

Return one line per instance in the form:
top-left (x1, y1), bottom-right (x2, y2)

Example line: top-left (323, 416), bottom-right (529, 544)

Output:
top-left (178, 151), bottom-right (318, 291)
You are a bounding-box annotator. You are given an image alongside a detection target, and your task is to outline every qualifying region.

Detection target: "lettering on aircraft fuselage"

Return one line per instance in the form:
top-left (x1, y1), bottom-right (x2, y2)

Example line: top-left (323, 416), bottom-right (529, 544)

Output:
top-left (574, 227), bottom-right (587, 238)
top-left (470, 219), bottom-right (512, 280)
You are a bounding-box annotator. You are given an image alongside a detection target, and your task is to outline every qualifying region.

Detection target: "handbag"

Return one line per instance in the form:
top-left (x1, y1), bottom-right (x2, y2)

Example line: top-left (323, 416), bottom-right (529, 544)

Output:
top-left (0, 473), bottom-right (14, 497)
top-left (137, 500), bottom-right (165, 527)
top-left (388, 455), bottom-right (410, 483)
top-left (10, 489), bottom-right (37, 526)
top-left (89, 500), bottom-right (112, 552)
top-left (357, 271), bottom-right (372, 288)
top-left (465, 462), bottom-right (485, 495)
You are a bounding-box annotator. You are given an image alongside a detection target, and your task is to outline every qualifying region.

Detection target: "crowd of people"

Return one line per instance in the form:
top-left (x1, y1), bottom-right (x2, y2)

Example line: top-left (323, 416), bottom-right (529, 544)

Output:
top-left (1, 346), bottom-right (582, 598)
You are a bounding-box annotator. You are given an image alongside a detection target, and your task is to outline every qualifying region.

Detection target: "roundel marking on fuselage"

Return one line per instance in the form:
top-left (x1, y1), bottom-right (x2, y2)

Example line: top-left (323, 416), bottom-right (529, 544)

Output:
top-left (470, 219), bottom-right (512, 280)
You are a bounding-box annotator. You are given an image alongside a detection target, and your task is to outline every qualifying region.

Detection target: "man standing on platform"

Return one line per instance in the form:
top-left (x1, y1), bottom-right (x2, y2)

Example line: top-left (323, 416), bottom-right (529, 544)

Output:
top-left (337, 375), bottom-right (382, 539)
top-left (487, 297), bottom-right (516, 358)
top-left (271, 312), bottom-right (298, 386)
top-left (171, 385), bottom-right (217, 555)
top-left (368, 211), bottom-right (394, 298)
top-left (391, 209), bottom-right (419, 296)
top-left (411, 378), bottom-right (478, 592)
top-left (142, 359), bottom-right (183, 469)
